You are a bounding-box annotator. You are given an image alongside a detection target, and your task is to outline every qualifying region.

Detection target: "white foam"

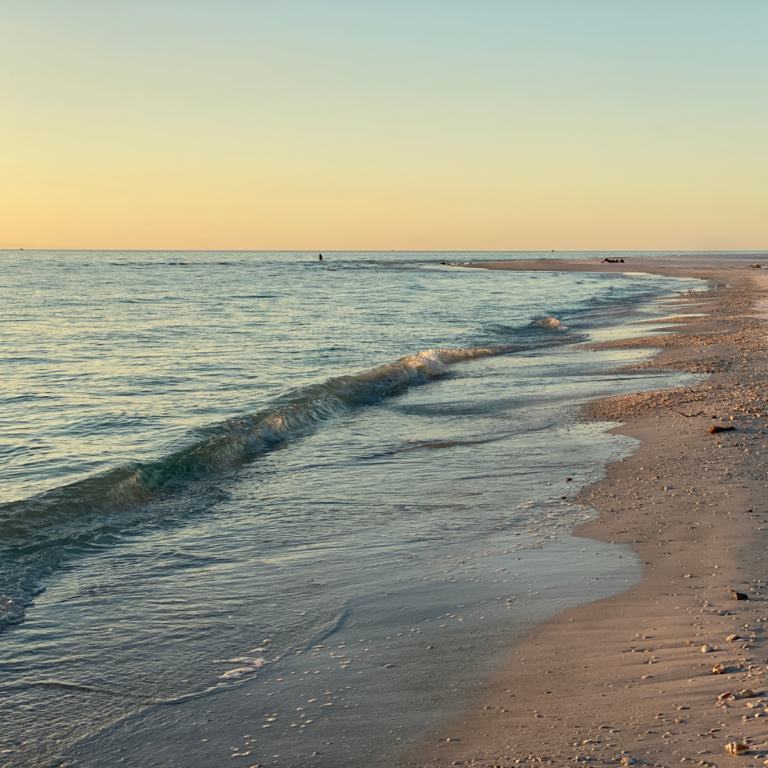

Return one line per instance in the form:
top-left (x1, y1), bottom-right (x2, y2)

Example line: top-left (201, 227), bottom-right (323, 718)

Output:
top-left (219, 666), bottom-right (258, 680)
top-left (531, 317), bottom-right (567, 330)
top-left (227, 656), bottom-right (267, 665)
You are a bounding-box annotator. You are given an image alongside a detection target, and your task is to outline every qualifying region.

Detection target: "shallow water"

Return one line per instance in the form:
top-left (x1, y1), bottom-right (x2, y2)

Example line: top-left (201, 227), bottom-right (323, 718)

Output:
top-left (0, 251), bottom-right (704, 766)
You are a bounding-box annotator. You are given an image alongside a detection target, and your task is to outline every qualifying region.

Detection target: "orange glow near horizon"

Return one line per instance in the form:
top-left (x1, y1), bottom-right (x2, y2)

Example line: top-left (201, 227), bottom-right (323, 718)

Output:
top-left (2, 2), bottom-right (767, 251)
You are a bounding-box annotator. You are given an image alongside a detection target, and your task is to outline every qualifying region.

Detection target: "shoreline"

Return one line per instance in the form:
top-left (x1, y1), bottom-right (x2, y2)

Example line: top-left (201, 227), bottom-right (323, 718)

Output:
top-left (407, 257), bottom-right (768, 767)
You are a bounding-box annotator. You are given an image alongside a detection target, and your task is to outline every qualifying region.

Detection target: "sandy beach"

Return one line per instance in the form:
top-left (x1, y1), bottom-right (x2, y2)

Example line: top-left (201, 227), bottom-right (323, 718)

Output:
top-left (407, 256), bottom-right (768, 768)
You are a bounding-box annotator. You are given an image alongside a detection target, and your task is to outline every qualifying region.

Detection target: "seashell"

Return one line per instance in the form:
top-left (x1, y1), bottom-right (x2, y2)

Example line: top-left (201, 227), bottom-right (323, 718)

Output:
top-left (731, 590), bottom-right (749, 601)
top-left (712, 663), bottom-right (726, 674)
top-left (727, 634), bottom-right (742, 642)
top-left (718, 691), bottom-right (735, 700)
top-left (701, 645), bottom-right (714, 653)
top-left (724, 741), bottom-right (748, 755)
top-left (620, 758), bottom-right (637, 766)
top-left (740, 689), bottom-right (755, 698)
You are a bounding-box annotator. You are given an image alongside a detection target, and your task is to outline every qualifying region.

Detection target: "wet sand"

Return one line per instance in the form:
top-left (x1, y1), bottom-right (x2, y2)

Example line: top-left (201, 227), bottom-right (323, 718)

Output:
top-left (407, 256), bottom-right (768, 767)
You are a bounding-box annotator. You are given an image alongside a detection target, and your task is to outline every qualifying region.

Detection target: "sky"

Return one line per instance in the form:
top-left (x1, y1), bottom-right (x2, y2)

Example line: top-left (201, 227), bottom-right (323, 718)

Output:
top-left (1, 0), bottom-right (766, 251)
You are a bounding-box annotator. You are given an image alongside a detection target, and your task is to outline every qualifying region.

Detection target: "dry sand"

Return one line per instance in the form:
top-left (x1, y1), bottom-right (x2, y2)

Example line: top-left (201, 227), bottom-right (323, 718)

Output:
top-left (406, 257), bottom-right (768, 768)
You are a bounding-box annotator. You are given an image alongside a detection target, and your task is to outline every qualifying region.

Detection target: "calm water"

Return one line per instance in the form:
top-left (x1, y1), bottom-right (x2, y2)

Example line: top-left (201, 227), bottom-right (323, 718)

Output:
top-left (0, 251), bottom-right (703, 767)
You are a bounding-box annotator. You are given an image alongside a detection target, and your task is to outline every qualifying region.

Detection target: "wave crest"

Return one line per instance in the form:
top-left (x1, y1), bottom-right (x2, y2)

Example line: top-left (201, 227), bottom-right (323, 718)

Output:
top-left (2, 345), bottom-right (518, 536)
top-left (531, 317), bottom-right (567, 330)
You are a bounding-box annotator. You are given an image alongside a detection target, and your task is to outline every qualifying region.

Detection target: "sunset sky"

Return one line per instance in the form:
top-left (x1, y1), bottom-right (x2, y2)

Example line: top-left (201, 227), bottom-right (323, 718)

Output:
top-left (2, 1), bottom-right (766, 251)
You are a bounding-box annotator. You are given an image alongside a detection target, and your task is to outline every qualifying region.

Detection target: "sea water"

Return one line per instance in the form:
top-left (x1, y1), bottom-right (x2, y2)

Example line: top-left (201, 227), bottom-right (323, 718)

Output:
top-left (0, 251), bottom-right (704, 767)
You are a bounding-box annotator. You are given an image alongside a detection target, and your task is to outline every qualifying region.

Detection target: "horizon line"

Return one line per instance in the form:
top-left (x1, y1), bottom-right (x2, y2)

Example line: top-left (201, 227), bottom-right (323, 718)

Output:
top-left (2, 248), bottom-right (767, 255)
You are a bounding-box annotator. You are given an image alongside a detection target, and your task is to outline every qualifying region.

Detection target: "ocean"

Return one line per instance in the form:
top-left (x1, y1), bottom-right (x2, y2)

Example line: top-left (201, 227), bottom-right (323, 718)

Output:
top-left (0, 251), bottom-right (703, 767)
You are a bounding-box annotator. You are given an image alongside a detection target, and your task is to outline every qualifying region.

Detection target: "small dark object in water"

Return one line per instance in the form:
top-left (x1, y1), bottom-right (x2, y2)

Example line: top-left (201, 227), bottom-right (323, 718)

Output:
top-left (730, 590), bottom-right (749, 601)
top-left (601, 257), bottom-right (625, 264)
top-left (318, 254), bottom-right (323, 261)
top-left (709, 425), bottom-right (736, 434)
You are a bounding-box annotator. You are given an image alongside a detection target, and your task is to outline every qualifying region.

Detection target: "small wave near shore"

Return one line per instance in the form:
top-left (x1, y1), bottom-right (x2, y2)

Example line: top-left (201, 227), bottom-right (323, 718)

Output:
top-left (0, 343), bottom-right (547, 633)
top-left (531, 316), bottom-right (568, 330)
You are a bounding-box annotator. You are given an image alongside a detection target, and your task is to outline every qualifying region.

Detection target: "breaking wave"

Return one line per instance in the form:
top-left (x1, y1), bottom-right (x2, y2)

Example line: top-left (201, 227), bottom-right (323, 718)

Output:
top-left (531, 317), bottom-right (568, 330)
top-left (107, 346), bottom-right (521, 505)
top-left (0, 346), bottom-right (520, 545)
top-left (3, 341), bottom-right (596, 632)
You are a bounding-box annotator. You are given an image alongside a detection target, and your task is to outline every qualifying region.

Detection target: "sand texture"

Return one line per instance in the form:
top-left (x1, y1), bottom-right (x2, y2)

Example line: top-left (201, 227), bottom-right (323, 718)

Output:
top-left (406, 258), bottom-right (768, 768)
